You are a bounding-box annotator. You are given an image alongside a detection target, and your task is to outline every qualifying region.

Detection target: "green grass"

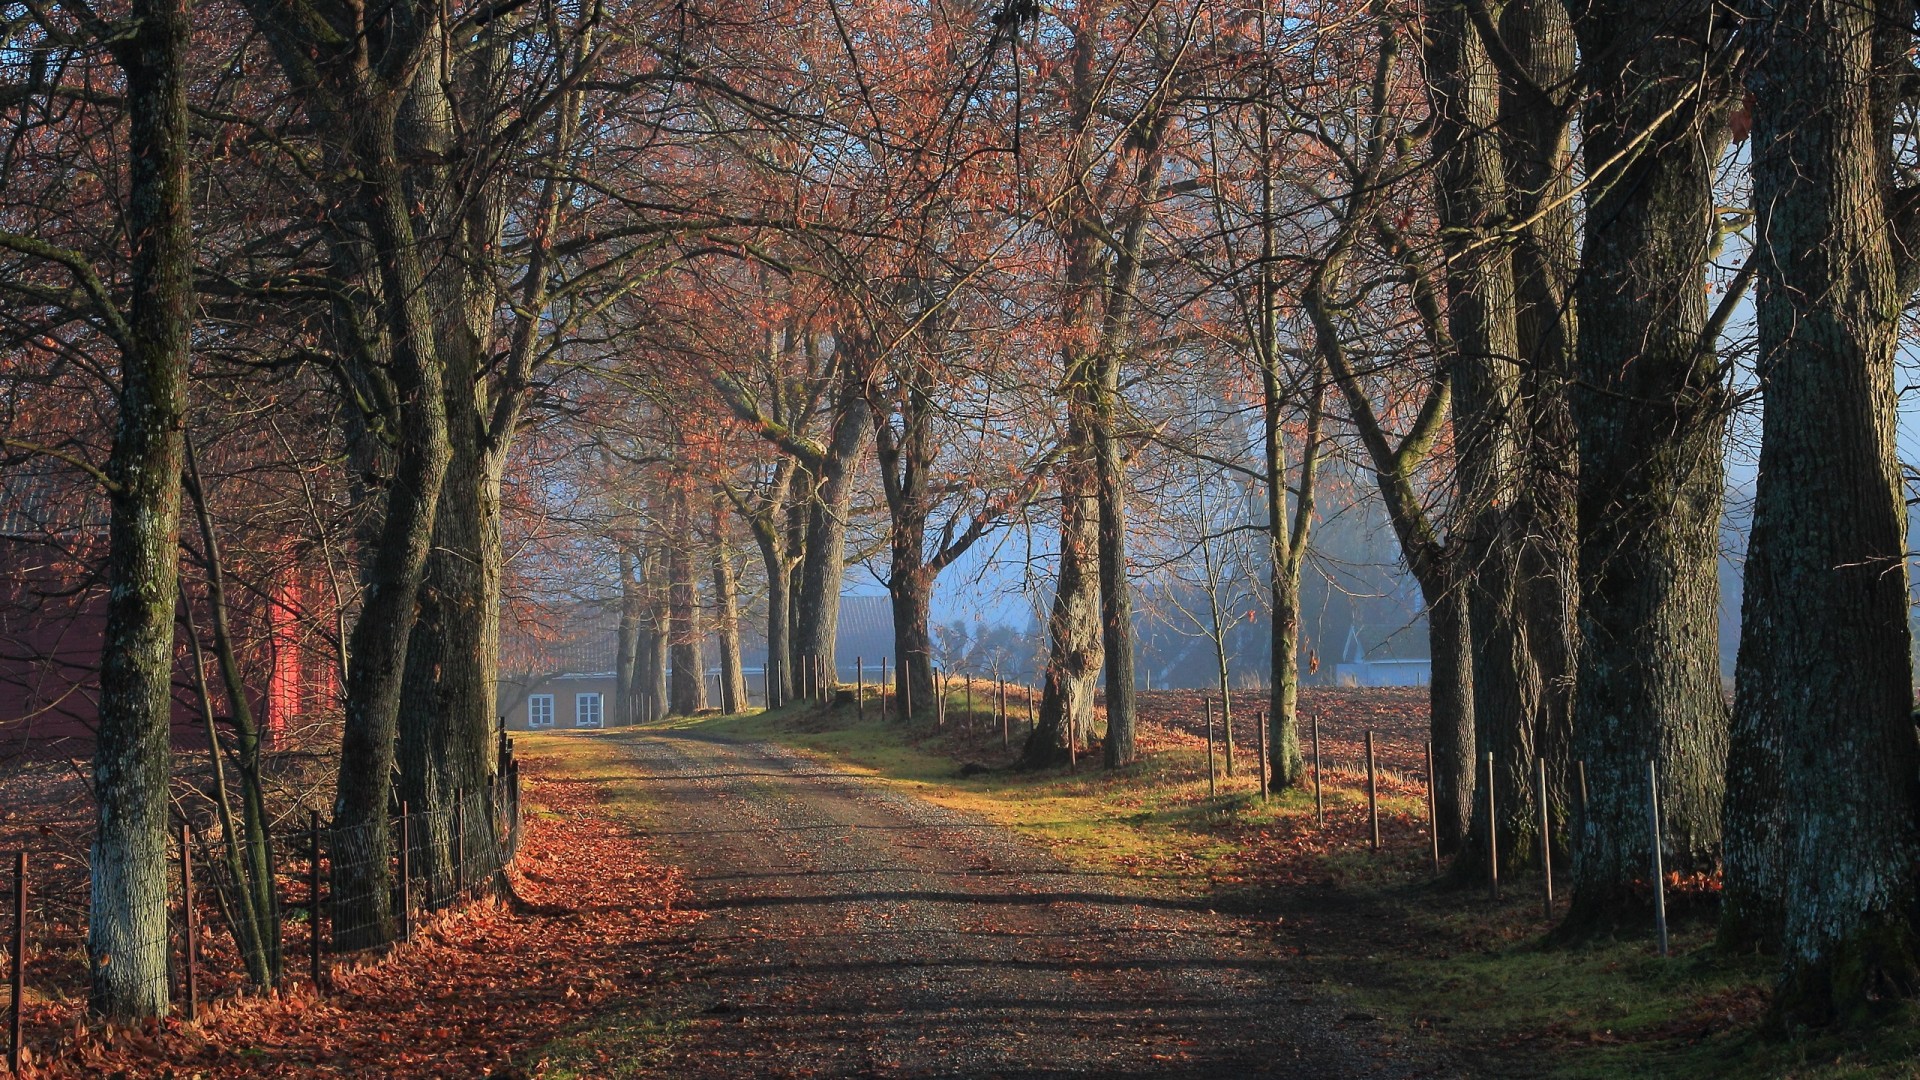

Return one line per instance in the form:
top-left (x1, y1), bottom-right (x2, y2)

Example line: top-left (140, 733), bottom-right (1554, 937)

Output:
top-left (630, 699), bottom-right (1920, 1079)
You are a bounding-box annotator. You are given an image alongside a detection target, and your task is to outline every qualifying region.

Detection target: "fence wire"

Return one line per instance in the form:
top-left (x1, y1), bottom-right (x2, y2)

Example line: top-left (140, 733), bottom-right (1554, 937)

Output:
top-left (5, 738), bottom-right (522, 1070)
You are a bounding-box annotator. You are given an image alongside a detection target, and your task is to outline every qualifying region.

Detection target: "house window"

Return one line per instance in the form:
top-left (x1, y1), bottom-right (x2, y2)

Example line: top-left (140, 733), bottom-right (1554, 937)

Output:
top-left (528, 694), bottom-right (555, 728)
top-left (575, 692), bottom-right (603, 728)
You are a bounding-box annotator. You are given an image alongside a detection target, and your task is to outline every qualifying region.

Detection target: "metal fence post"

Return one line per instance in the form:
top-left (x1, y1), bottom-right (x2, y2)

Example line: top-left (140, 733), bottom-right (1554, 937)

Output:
top-left (857, 657), bottom-right (865, 720)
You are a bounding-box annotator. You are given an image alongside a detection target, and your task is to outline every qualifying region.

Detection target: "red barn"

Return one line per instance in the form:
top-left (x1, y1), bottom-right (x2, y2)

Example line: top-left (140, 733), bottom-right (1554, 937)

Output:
top-left (0, 464), bottom-right (336, 759)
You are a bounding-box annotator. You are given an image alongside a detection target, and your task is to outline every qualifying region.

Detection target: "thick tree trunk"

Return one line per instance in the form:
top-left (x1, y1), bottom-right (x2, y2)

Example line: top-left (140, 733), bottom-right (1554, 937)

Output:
top-left (329, 108), bottom-right (452, 947)
top-left (763, 551), bottom-right (791, 709)
top-left (1091, 357), bottom-right (1138, 769)
top-left (398, 403), bottom-right (498, 906)
top-left (1731, 0), bottom-right (1920, 1023)
top-left (890, 569), bottom-right (936, 723)
top-left (395, 24), bottom-right (510, 898)
top-left (89, 0), bottom-right (191, 1017)
top-left (1500, 0), bottom-right (1579, 846)
top-left (1426, 0), bottom-right (1535, 883)
top-left (1425, 574), bottom-right (1475, 853)
top-left (616, 547), bottom-right (641, 725)
top-left (795, 384), bottom-right (868, 688)
top-left (1564, 0), bottom-right (1734, 932)
top-left (645, 585), bottom-right (670, 723)
top-left (669, 495), bottom-right (707, 716)
top-left (1029, 465), bottom-right (1102, 766)
top-left (713, 540), bottom-right (747, 713)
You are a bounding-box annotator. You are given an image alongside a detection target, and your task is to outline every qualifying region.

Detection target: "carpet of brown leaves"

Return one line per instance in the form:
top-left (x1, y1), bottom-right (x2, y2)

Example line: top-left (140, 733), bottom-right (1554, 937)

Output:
top-left (9, 758), bottom-right (700, 1078)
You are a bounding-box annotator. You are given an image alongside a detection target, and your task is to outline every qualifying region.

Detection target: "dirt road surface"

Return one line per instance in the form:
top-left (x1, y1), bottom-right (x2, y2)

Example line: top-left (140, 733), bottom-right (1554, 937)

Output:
top-left (601, 730), bottom-right (1450, 1079)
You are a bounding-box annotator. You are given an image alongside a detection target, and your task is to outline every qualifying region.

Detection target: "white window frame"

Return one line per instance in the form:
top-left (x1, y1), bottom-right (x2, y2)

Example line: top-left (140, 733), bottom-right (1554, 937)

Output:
top-left (527, 694), bottom-right (555, 728)
top-left (575, 692), bottom-right (603, 728)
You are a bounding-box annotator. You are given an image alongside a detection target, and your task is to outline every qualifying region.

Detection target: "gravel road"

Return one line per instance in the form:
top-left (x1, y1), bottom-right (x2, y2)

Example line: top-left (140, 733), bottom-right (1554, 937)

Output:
top-left (607, 729), bottom-right (1447, 1079)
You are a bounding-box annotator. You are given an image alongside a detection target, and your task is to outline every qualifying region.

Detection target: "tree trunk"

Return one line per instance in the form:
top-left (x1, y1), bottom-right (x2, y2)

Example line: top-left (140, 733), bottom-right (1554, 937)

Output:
top-left (669, 493), bottom-right (707, 716)
top-left (89, 0), bottom-right (192, 1017)
top-left (713, 538), bottom-right (747, 713)
top-left (795, 378), bottom-right (869, 689)
top-left (1500, 0), bottom-right (1579, 851)
top-left (1426, 0), bottom-right (1534, 883)
top-left (329, 107), bottom-right (452, 946)
top-left (645, 580), bottom-right (670, 723)
top-left (1029, 464), bottom-right (1102, 766)
top-left (1731, 0), bottom-right (1920, 1023)
top-left (616, 547), bottom-right (642, 725)
top-left (1091, 354), bottom-right (1138, 769)
top-left (890, 568), bottom-right (937, 723)
top-left (1564, 0), bottom-right (1734, 932)
top-left (1425, 573), bottom-right (1475, 853)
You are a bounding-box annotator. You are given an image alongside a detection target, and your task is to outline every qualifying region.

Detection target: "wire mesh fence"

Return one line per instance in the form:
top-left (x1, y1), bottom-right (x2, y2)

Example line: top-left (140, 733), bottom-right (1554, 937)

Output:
top-left (4, 735), bottom-right (523, 1071)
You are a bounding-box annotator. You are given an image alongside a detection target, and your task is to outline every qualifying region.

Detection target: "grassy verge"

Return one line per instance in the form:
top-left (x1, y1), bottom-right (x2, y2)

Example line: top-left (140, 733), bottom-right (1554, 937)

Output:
top-left (638, 697), bottom-right (1920, 1079)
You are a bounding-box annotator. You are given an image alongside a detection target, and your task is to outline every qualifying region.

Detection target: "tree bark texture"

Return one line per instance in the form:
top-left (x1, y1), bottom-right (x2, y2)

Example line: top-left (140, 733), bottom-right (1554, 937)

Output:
top-left (713, 536), bottom-right (747, 714)
top-left (1730, 0), bottom-right (1920, 1023)
top-left (669, 490), bottom-right (708, 716)
top-left (89, 0), bottom-right (192, 1017)
top-left (1029, 461), bottom-right (1102, 767)
top-left (1499, 0), bottom-right (1579, 843)
top-left (1566, 0), bottom-right (1734, 930)
top-left (1426, 0), bottom-right (1537, 882)
top-left (794, 373), bottom-right (870, 690)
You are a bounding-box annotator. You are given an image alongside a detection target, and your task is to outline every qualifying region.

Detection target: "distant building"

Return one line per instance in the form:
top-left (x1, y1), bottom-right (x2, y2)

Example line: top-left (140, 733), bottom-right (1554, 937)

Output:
top-left (496, 594), bottom-right (896, 731)
top-left (1332, 624), bottom-right (1431, 687)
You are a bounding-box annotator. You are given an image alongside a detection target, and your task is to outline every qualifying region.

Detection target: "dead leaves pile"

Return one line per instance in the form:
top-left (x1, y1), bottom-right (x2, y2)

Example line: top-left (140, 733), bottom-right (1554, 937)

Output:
top-left (20, 766), bottom-right (702, 1078)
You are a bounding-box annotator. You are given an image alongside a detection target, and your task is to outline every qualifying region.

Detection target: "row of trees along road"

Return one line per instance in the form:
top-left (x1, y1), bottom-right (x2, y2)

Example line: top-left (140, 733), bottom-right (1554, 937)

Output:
top-left (1, 0), bottom-right (1916, 1028)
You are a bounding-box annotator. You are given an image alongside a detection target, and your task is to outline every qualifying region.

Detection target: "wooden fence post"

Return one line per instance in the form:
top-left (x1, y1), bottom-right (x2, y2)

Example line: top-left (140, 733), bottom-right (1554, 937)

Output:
top-left (857, 657), bottom-right (865, 720)
top-left (999, 679), bottom-right (1008, 750)
top-left (11, 851), bottom-right (25, 1074)
top-left (179, 824), bottom-right (196, 1021)
top-left (1366, 731), bottom-right (1380, 852)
